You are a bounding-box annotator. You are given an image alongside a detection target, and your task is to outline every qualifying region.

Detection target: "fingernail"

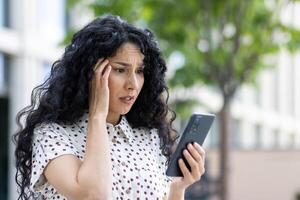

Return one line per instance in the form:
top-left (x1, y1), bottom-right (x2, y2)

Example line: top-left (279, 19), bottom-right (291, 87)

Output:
top-left (93, 65), bottom-right (98, 71)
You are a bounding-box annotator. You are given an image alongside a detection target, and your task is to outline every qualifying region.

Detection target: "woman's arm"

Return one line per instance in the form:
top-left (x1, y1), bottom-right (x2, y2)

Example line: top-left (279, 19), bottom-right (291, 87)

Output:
top-left (44, 59), bottom-right (112, 200)
top-left (44, 120), bottom-right (111, 199)
top-left (167, 185), bottom-right (185, 200)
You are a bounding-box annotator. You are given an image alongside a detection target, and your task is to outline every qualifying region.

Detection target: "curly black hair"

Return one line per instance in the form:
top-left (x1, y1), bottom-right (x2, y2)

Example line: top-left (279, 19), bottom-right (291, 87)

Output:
top-left (13, 15), bottom-right (178, 200)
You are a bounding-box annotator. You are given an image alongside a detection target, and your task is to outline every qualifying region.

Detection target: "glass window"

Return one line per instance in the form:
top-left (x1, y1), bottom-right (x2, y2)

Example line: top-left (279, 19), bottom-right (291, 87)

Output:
top-left (290, 55), bottom-right (296, 116)
top-left (207, 116), bottom-right (219, 149)
top-left (0, 0), bottom-right (4, 27)
top-left (254, 124), bottom-right (262, 149)
top-left (273, 129), bottom-right (280, 149)
top-left (40, 61), bottom-right (52, 84)
top-left (0, 54), bottom-right (4, 90)
top-left (273, 68), bottom-right (280, 112)
top-left (0, 0), bottom-right (8, 27)
top-left (0, 53), bottom-right (8, 96)
top-left (254, 86), bottom-right (261, 107)
top-left (230, 118), bottom-right (241, 149)
top-left (288, 133), bottom-right (296, 149)
top-left (37, 0), bottom-right (67, 46)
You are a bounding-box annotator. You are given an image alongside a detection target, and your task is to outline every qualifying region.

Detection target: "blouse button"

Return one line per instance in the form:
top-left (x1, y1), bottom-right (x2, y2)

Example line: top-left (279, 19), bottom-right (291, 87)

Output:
top-left (121, 161), bottom-right (126, 166)
top-left (112, 138), bottom-right (117, 143)
top-left (125, 188), bottom-right (131, 194)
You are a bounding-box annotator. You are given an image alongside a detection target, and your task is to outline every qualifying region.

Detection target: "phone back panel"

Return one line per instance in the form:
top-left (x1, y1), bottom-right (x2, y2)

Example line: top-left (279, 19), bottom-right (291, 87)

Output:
top-left (166, 113), bottom-right (215, 177)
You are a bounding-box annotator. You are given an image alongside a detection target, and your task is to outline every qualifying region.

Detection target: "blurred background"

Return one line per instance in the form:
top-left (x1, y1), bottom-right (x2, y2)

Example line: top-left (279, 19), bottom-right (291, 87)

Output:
top-left (0, 0), bottom-right (300, 200)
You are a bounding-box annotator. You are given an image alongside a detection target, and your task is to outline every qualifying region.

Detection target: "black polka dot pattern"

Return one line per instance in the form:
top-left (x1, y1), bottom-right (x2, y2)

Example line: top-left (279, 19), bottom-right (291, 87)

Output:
top-left (30, 112), bottom-right (172, 199)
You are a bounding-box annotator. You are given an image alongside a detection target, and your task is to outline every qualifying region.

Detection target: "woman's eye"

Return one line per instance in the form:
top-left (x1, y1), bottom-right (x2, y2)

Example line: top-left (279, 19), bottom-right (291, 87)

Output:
top-left (137, 69), bottom-right (144, 74)
top-left (115, 68), bottom-right (125, 73)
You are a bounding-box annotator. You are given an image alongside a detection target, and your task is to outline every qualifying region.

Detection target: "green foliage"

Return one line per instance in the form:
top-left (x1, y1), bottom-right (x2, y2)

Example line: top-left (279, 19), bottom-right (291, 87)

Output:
top-left (60, 28), bottom-right (77, 46)
top-left (169, 98), bottom-right (199, 120)
top-left (66, 0), bottom-right (300, 119)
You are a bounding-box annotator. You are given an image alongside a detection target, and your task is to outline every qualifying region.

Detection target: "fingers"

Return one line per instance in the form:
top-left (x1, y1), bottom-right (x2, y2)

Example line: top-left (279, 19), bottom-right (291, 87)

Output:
top-left (187, 143), bottom-right (203, 163)
top-left (183, 149), bottom-right (202, 178)
top-left (94, 59), bottom-right (110, 78)
top-left (193, 142), bottom-right (205, 158)
top-left (89, 59), bottom-right (104, 106)
top-left (89, 58), bottom-right (111, 115)
top-left (93, 58), bottom-right (111, 88)
top-left (178, 158), bottom-right (192, 179)
top-left (93, 58), bottom-right (104, 71)
top-left (89, 69), bottom-right (96, 108)
top-left (180, 143), bottom-right (205, 181)
top-left (102, 65), bottom-right (111, 84)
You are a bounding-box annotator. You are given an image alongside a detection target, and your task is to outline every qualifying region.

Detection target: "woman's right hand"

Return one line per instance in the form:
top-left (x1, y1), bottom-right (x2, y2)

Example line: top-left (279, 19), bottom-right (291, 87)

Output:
top-left (89, 58), bottom-right (111, 119)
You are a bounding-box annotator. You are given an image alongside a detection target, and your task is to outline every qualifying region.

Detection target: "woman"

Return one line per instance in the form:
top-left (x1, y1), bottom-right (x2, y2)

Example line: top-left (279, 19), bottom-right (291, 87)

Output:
top-left (14, 15), bottom-right (206, 200)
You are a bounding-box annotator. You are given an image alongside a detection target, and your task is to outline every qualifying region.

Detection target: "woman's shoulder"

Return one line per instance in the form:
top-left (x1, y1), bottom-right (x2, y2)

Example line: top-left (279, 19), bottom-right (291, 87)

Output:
top-left (34, 121), bottom-right (65, 134)
top-left (33, 121), bottom-right (75, 140)
top-left (33, 112), bottom-right (88, 133)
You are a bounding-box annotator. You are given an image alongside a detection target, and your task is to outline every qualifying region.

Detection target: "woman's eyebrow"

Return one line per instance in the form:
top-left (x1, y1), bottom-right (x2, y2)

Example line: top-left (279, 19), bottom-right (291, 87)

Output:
top-left (111, 61), bottom-right (144, 67)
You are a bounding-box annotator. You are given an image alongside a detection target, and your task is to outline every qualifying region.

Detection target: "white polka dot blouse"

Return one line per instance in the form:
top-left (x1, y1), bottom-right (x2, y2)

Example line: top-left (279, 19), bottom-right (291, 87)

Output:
top-left (30, 112), bottom-right (172, 199)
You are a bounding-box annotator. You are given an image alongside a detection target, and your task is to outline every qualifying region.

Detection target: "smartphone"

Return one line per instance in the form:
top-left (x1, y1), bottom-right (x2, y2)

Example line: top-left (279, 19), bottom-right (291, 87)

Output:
top-left (166, 113), bottom-right (215, 177)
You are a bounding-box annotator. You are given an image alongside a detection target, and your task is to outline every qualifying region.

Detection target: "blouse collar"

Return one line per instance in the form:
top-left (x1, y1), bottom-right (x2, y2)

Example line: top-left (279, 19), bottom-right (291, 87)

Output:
top-left (78, 112), bottom-right (134, 143)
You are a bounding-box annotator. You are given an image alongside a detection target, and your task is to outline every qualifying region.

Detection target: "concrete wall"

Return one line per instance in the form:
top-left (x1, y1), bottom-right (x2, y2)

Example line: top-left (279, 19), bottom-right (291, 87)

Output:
top-left (207, 150), bottom-right (300, 200)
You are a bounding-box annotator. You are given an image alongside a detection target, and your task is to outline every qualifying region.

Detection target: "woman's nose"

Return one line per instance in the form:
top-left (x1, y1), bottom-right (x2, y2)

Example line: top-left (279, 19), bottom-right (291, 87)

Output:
top-left (126, 74), bottom-right (139, 90)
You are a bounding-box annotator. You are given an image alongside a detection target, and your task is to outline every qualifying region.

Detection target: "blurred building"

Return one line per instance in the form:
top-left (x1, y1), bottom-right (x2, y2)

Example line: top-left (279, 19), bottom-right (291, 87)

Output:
top-left (0, 0), bottom-right (299, 200)
top-left (0, 0), bottom-right (67, 199)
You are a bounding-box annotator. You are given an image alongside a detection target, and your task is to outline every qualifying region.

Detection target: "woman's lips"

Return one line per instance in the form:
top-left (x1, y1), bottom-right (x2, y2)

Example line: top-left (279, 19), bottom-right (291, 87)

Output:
top-left (119, 96), bottom-right (135, 105)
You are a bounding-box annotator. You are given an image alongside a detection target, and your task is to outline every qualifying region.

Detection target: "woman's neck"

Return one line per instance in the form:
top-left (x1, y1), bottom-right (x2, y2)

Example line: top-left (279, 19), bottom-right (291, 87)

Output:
top-left (106, 112), bottom-right (121, 126)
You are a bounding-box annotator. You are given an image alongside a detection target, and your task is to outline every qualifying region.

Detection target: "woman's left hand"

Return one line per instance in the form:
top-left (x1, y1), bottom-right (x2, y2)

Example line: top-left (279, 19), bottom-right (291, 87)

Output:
top-left (170, 142), bottom-right (206, 191)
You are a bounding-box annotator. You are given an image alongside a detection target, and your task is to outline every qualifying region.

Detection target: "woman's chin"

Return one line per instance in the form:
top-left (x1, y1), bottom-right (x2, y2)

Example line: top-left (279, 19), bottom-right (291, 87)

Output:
top-left (115, 107), bottom-right (131, 115)
top-left (121, 108), bottom-right (131, 115)
top-left (111, 102), bottom-right (135, 116)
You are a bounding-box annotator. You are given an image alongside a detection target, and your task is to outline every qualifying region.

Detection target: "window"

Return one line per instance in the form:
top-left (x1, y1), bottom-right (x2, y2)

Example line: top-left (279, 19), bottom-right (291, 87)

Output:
top-left (290, 55), bottom-right (296, 116)
top-left (0, 53), bottom-right (8, 96)
top-left (37, 0), bottom-right (67, 46)
top-left (272, 68), bottom-right (280, 112)
top-left (40, 61), bottom-right (52, 84)
top-left (273, 129), bottom-right (280, 149)
top-left (0, 0), bottom-right (3, 26)
top-left (288, 133), bottom-right (296, 149)
top-left (254, 124), bottom-right (262, 149)
top-left (0, 54), bottom-right (4, 91)
top-left (207, 116), bottom-right (219, 149)
top-left (254, 86), bottom-right (261, 107)
top-left (230, 119), bottom-right (241, 149)
top-left (0, 0), bottom-right (8, 27)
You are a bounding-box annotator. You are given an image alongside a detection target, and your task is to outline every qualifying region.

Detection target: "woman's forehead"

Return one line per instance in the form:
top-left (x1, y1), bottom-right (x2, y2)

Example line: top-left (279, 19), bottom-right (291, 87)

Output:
top-left (110, 42), bottom-right (144, 62)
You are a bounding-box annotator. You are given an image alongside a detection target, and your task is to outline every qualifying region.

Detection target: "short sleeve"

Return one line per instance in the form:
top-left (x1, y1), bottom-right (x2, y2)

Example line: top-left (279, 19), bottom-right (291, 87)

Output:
top-left (30, 123), bottom-right (77, 192)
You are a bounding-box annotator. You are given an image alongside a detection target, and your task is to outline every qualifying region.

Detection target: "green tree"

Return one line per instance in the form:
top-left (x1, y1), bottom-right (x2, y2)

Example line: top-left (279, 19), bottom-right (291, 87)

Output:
top-left (67, 1), bottom-right (300, 199)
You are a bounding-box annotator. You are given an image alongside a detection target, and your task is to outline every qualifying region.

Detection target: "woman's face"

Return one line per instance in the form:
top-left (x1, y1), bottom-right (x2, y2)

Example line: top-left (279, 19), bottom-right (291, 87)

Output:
top-left (107, 42), bottom-right (145, 123)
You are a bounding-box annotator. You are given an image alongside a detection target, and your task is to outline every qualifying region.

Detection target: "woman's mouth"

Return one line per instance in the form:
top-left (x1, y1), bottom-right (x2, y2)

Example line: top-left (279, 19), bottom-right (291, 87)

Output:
top-left (119, 96), bottom-right (135, 105)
